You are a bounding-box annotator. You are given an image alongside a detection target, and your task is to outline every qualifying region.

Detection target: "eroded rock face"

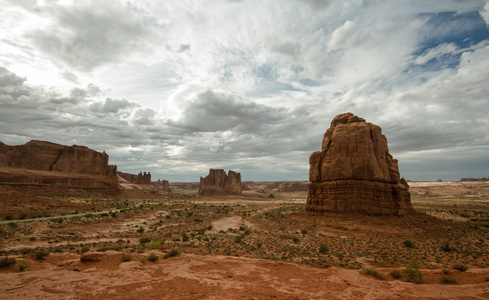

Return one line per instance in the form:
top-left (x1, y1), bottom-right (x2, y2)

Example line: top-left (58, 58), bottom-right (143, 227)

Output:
top-left (152, 179), bottom-right (171, 192)
top-left (0, 140), bottom-right (118, 190)
top-left (198, 169), bottom-right (242, 196)
top-left (118, 171), bottom-right (151, 185)
top-left (278, 181), bottom-right (309, 192)
top-left (0, 140), bottom-right (117, 177)
top-left (306, 113), bottom-right (412, 215)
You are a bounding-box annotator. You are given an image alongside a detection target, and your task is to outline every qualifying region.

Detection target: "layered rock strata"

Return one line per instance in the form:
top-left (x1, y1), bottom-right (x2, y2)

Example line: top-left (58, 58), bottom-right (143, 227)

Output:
top-left (198, 169), bottom-right (242, 196)
top-left (118, 171), bottom-right (151, 185)
top-left (0, 140), bottom-right (118, 190)
top-left (306, 113), bottom-right (412, 215)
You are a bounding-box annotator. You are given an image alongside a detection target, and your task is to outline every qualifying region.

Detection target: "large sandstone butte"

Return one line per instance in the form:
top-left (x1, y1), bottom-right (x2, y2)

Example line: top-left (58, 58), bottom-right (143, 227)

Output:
top-left (0, 140), bottom-right (118, 189)
top-left (306, 113), bottom-right (412, 215)
top-left (198, 169), bottom-right (242, 196)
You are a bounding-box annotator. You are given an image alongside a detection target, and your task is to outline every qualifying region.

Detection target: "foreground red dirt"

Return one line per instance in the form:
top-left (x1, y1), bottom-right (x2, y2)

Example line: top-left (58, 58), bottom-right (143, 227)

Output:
top-left (1, 252), bottom-right (488, 299)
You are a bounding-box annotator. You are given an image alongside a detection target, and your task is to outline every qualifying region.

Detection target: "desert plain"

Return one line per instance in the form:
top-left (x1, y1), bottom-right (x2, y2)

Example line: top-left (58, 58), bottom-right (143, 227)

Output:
top-left (1, 180), bottom-right (489, 299)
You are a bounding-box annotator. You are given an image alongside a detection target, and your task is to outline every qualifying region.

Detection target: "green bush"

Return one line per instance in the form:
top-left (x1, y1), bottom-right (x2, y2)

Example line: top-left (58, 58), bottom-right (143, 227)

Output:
top-left (19, 261), bottom-right (27, 271)
top-left (292, 236), bottom-right (300, 244)
top-left (403, 240), bottom-right (415, 248)
top-left (164, 249), bottom-right (181, 259)
top-left (440, 275), bottom-right (457, 284)
top-left (441, 242), bottom-right (452, 252)
top-left (34, 249), bottom-right (50, 260)
top-left (80, 246), bottom-right (90, 254)
top-left (148, 238), bottom-right (164, 249)
top-left (442, 268), bottom-right (450, 275)
top-left (147, 253), bottom-right (159, 262)
top-left (404, 260), bottom-right (422, 283)
top-left (8, 222), bottom-right (18, 228)
top-left (121, 254), bottom-right (132, 262)
top-left (319, 243), bottom-right (329, 254)
top-left (453, 264), bottom-right (468, 272)
top-left (53, 247), bottom-right (63, 253)
top-left (182, 232), bottom-right (189, 242)
top-left (139, 237), bottom-right (151, 244)
top-left (29, 237), bottom-right (37, 241)
top-left (390, 270), bottom-right (401, 279)
top-left (361, 267), bottom-right (384, 280)
top-left (0, 256), bottom-right (16, 268)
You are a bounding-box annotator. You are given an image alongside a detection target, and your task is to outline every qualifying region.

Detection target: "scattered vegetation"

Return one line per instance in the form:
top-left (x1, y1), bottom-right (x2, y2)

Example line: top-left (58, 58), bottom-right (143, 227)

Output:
top-left (148, 253), bottom-right (159, 262)
top-left (390, 270), bottom-right (401, 279)
top-left (164, 249), bottom-right (181, 259)
top-left (403, 260), bottom-right (422, 284)
top-left (0, 256), bottom-right (16, 268)
top-left (440, 275), bottom-right (457, 284)
top-left (19, 261), bottom-right (28, 271)
top-left (121, 254), bottom-right (132, 262)
top-left (452, 264), bottom-right (468, 272)
top-left (34, 249), bottom-right (50, 260)
top-left (361, 267), bottom-right (384, 280)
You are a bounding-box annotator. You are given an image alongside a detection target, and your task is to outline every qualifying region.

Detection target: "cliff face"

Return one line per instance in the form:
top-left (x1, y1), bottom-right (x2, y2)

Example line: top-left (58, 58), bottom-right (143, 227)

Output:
top-left (118, 171), bottom-right (151, 185)
top-left (306, 113), bottom-right (412, 215)
top-left (152, 179), bottom-right (171, 192)
top-left (198, 169), bottom-right (242, 196)
top-left (0, 140), bottom-right (117, 177)
top-left (0, 140), bottom-right (118, 190)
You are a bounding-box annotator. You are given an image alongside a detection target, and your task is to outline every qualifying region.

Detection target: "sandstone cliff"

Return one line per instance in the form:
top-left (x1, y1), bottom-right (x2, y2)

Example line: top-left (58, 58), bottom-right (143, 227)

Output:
top-left (278, 181), bottom-right (309, 192)
top-left (152, 179), bottom-right (171, 192)
top-left (306, 113), bottom-right (412, 215)
top-left (198, 169), bottom-right (242, 196)
top-left (118, 171), bottom-right (151, 185)
top-left (0, 140), bottom-right (118, 190)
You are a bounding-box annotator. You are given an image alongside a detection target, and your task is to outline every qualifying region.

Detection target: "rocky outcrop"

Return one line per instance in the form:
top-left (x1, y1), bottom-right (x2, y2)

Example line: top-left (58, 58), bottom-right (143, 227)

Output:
top-left (278, 181), bottom-right (309, 192)
top-left (460, 177), bottom-right (489, 182)
top-left (118, 171), bottom-right (151, 185)
top-left (0, 140), bottom-right (118, 190)
top-left (0, 140), bottom-right (117, 176)
top-left (152, 179), bottom-right (171, 192)
top-left (198, 169), bottom-right (242, 196)
top-left (306, 113), bottom-right (412, 215)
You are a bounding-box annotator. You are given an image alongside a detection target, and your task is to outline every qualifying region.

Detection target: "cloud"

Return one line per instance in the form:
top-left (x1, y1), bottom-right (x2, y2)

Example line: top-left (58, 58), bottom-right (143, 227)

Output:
top-left (25, 1), bottom-right (161, 71)
top-left (415, 43), bottom-right (458, 65)
top-left (481, 1), bottom-right (489, 25)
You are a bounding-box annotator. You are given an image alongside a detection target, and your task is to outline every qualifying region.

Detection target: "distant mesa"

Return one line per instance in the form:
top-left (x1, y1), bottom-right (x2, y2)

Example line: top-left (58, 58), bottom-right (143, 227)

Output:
top-left (460, 177), bottom-right (489, 182)
top-left (306, 113), bottom-right (412, 215)
top-left (0, 140), bottom-right (118, 191)
top-left (278, 181), bottom-right (309, 192)
top-left (152, 179), bottom-right (171, 192)
top-left (198, 169), bottom-right (242, 196)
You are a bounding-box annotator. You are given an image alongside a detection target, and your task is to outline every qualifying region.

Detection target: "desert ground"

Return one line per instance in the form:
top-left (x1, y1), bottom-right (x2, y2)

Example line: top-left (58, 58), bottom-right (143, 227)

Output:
top-left (1, 181), bottom-right (489, 299)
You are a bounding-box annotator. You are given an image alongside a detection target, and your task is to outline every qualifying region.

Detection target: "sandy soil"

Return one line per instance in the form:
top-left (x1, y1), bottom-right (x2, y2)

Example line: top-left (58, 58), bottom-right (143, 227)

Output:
top-left (1, 252), bottom-right (489, 300)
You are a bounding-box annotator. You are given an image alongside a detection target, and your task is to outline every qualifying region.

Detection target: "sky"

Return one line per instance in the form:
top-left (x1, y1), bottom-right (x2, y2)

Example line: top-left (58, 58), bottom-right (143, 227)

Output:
top-left (1, 0), bottom-right (488, 182)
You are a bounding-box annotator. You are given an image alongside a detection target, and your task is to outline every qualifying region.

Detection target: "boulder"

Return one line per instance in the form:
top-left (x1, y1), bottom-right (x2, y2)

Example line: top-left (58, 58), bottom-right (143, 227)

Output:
top-left (198, 169), bottom-right (242, 196)
top-left (306, 113), bottom-right (412, 215)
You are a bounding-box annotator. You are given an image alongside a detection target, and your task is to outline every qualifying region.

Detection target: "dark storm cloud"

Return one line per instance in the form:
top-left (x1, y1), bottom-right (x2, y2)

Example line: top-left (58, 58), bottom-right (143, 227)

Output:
top-left (25, 1), bottom-right (160, 71)
top-left (174, 90), bottom-right (288, 133)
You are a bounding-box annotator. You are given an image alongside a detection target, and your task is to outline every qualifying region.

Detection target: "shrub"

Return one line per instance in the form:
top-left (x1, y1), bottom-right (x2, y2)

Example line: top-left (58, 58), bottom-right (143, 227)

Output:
top-left (292, 236), bottom-right (300, 244)
top-left (404, 260), bottom-right (422, 283)
top-left (319, 243), bottom-right (329, 254)
top-left (8, 222), bottom-right (18, 228)
top-left (137, 227), bottom-right (144, 234)
top-left (485, 276), bottom-right (489, 282)
top-left (19, 261), bottom-right (28, 271)
top-left (390, 270), bottom-right (401, 279)
top-left (164, 249), bottom-right (181, 259)
top-left (147, 253), bottom-right (159, 262)
top-left (440, 275), bottom-right (457, 284)
top-left (29, 237), bottom-right (37, 241)
top-left (148, 238), bottom-right (164, 249)
top-left (139, 237), bottom-right (151, 244)
top-left (5, 215), bottom-right (14, 220)
top-left (182, 232), bottom-right (189, 242)
top-left (403, 240), bottom-right (415, 248)
top-left (442, 268), bottom-right (450, 275)
top-left (453, 264), bottom-right (468, 272)
top-left (121, 255), bottom-right (132, 262)
top-left (34, 249), bottom-right (50, 260)
top-left (0, 256), bottom-right (16, 268)
top-left (80, 246), bottom-right (90, 254)
top-left (361, 267), bottom-right (384, 280)
top-left (20, 248), bottom-right (32, 254)
top-left (53, 247), bottom-right (63, 253)
top-left (441, 242), bottom-right (452, 252)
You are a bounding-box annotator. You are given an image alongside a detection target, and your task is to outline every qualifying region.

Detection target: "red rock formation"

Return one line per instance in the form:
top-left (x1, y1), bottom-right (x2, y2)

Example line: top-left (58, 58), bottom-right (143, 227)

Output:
top-left (152, 179), bottom-right (171, 192)
top-left (198, 169), bottom-right (242, 196)
top-left (118, 171), bottom-right (151, 185)
top-left (0, 140), bottom-right (118, 190)
top-left (306, 113), bottom-right (412, 215)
